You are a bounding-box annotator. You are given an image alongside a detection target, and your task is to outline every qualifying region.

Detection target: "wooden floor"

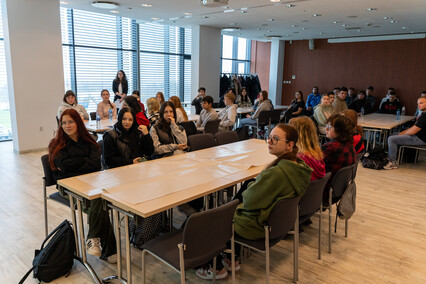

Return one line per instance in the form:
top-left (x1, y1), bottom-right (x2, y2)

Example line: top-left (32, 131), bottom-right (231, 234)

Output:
top-left (1, 140), bottom-right (425, 284)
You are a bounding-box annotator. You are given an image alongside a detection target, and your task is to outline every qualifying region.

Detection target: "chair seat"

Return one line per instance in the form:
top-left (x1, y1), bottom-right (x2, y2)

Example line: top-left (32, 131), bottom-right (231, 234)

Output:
top-left (235, 235), bottom-right (283, 251)
top-left (49, 192), bottom-right (70, 207)
top-left (142, 229), bottom-right (227, 270)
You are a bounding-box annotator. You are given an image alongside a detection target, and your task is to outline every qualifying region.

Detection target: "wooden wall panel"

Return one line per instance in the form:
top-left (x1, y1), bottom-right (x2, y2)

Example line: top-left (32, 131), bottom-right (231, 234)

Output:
top-left (250, 41), bottom-right (271, 93)
top-left (281, 38), bottom-right (426, 114)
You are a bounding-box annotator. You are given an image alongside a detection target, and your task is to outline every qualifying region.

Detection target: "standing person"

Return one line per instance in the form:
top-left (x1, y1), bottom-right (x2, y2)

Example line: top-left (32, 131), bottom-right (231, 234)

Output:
top-left (97, 89), bottom-right (117, 120)
top-left (123, 96), bottom-right (149, 127)
top-left (366, 86), bottom-right (376, 109)
top-left (156, 92), bottom-right (165, 105)
top-left (218, 92), bottom-right (237, 132)
top-left (196, 96), bottom-right (219, 131)
top-left (102, 107), bottom-right (154, 169)
top-left (341, 110), bottom-right (365, 154)
top-left (196, 124), bottom-right (312, 280)
top-left (146, 97), bottom-right (160, 127)
top-left (57, 90), bottom-right (89, 120)
top-left (131, 90), bottom-right (146, 113)
top-left (282, 90), bottom-right (305, 122)
top-left (379, 92), bottom-right (402, 114)
top-left (150, 101), bottom-right (188, 157)
top-left (313, 94), bottom-right (335, 134)
top-left (384, 97), bottom-right (426, 169)
top-left (112, 70), bottom-right (128, 111)
top-left (191, 87), bottom-right (206, 115)
top-left (236, 87), bottom-right (252, 108)
top-left (348, 90), bottom-right (372, 114)
top-left (305, 86), bottom-right (321, 116)
top-left (48, 109), bottom-right (117, 263)
top-left (169, 96), bottom-right (189, 123)
top-left (332, 87), bottom-right (349, 113)
top-left (239, 90), bottom-right (273, 127)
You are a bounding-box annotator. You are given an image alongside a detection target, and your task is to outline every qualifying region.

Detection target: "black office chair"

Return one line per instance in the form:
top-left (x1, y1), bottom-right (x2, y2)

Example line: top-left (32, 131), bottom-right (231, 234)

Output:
top-left (187, 133), bottom-right (217, 151)
top-left (269, 109), bottom-right (283, 129)
top-left (142, 200), bottom-right (240, 284)
top-left (299, 173), bottom-right (331, 259)
top-left (204, 119), bottom-right (221, 135)
top-left (214, 131), bottom-right (239, 146)
top-left (179, 121), bottom-right (198, 137)
top-left (235, 196), bottom-right (301, 283)
top-left (252, 110), bottom-right (272, 139)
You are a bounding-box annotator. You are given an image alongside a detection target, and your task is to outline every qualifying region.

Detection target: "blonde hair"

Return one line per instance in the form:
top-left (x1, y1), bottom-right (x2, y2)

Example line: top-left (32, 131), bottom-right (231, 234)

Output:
top-left (224, 92), bottom-right (236, 103)
top-left (146, 97), bottom-right (160, 115)
top-left (169, 96), bottom-right (188, 121)
top-left (288, 116), bottom-right (324, 160)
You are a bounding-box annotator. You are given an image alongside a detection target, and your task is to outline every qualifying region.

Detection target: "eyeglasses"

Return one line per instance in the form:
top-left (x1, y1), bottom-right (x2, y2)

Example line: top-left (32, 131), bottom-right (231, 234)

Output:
top-left (325, 123), bottom-right (333, 130)
top-left (265, 135), bottom-right (289, 145)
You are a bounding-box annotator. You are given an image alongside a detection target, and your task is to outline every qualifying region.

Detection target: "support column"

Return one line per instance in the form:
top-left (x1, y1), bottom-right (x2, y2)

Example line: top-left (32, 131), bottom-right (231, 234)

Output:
top-left (191, 25), bottom-right (221, 112)
top-left (268, 39), bottom-right (285, 106)
top-left (2, 0), bottom-right (64, 152)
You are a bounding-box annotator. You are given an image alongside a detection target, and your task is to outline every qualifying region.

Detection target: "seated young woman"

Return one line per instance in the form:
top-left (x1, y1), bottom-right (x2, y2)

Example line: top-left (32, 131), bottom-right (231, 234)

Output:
top-left (150, 101), bottom-right (188, 157)
top-left (217, 92), bottom-right (237, 132)
top-left (340, 109), bottom-right (365, 154)
top-left (282, 90), bottom-right (305, 122)
top-left (239, 90), bottom-right (273, 127)
top-left (156, 91), bottom-right (165, 105)
top-left (131, 90), bottom-right (146, 113)
top-left (236, 87), bottom-right (252, 108)
top-left (146, 97), bottom-right (160, 127)
top-left (123, 96), bottom-right (149, 127)
top-left (97, 89), bottom-right (117, 120)
top-left (57, 90), bottom-right (89, 120)
top-left (289, 116), bottom-right (326, 181)
top-left (196, 124), bottom-right (312, 280)
top-left (48, 109), bottom-right (117, 263)
top-left (322, 114), bottom-right (356, 203)
top-left (102, 107), bottom-right (154, 169)
top-left (169, 96), bottom-right (188, 123)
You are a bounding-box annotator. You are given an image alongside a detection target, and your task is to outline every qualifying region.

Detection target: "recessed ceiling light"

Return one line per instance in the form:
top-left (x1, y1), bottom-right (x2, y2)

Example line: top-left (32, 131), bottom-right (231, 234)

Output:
top-left (91, 1), bottom-right (119, 9)
top-left (366, 8), bottom-right (377, 11)
top-left (267, 30), bottom-right (272, 33)
top-left (357, 30), bottom-right (362, 32)
top-left (184, 12), bottom-right (192, 15)
top-left (319, 32), bottom-right (325, 35)
top-left (342, 24), bottom-right (348, 27)
top-left (151, 17), bottom-right (159, 20)
top-left (141, 4), bottom-right (152, 7)
top-left (285, 4), bottom-right (295, 8)
top-left (201, 16), bottom-right (209, 19)
top-left (60, 1), bottom-right (69, 4)
top-left (170, 20), bottom-right (176, 23)
top-left (389, 20), bottom-right (397, 23)
top-left (222, 27), bottom-right (240, 32)
top-left (224, 9), bottom-right (235, 13)
top-left (301, 27), bottom-right (307, 30)
top-left (110, 10), bottom-right (119, 13)
top-left (291, 25), bottom-right (298, 28)
top-left (268, 19), bottom-right (275, 22)
top-left (383, 16), bottom-right (389, 20)
top-left (267, 35), bottom-right (282, 39)
top-left (333, 21), bottom-right (341, 24)
top-left (270, 0), bottom-right (281, 2)
top-left (229, 23), bottom-right (237, 26)
top-left (256, 28), bottom-right (261, 30)
top-left (241, 7), bottom-right (248, 10)
top-left (312, 14), bottom-right (321, 17)
top-left (240, 10), bottom-right (247, 14)
top-left (402, 27), bottom-right (407, 29)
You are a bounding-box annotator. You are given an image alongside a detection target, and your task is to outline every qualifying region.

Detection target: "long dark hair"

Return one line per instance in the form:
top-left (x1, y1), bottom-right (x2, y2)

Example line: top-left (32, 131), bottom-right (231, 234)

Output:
top-left (116, 107), bottom-right (138, 133)
top-left (326, 114), bottom-right (354, 143)
top-left (240, 87), bottom-right (249, 102)
top-left (292, 90), bottom-right (305, 104)
top-left (156, 101), bottom-right (177, 130)
top-left (101, 89), bottom-right (114, 109)
top-left (48, 109), bottom-right (98, 170)
top-left (115, 70), bottom-right (127, 86)
top-left (124, 96), bottom-right (142, 113)
top-left (63, 90), bottom-right (77, 104)
top-left (267, 124), bottom-right (299, 169)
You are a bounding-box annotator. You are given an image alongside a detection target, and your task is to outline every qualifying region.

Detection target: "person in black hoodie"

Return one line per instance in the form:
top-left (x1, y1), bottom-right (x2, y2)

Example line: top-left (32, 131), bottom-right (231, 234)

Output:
top-left (379, 92), bottom-right (402, 114)
top-left (348, 90), bottom-right (372, 114)
top-left (102, 107), bottom-right (154, 169)
top-left (48, 109), bottom-right (117, 263)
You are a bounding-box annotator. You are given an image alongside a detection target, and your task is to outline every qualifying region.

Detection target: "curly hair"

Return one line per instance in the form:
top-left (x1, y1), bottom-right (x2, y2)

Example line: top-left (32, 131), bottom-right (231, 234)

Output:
top-left (289, 116), bottom-right (324, 160)
top-left (326, 114), bottom-right (354, 143)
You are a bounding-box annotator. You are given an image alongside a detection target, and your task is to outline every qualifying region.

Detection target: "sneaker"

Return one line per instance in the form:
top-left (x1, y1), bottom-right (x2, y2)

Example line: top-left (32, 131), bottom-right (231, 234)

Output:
top-left (195, 268), bottom-right (228, 280)
top-left (107, 254), bottom-right (117, 264)
top-left (383, 161), bottom-right (398, 170)
top-left (177, 204), bottom-right (197, 217)
top-left (86, 238), bottom-right (101, 257)
top-left (221, 259), bottom-right (240, 272)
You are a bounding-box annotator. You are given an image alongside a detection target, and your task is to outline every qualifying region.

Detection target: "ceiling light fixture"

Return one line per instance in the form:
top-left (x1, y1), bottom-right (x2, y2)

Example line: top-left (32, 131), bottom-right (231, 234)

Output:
top-left (342, 24), bottom-right (348, 27)
top-left (328, 33), bottom-right (426, 43)
top-left (383, 16), bottom-right (389, 20)
top-left (312, 14), bottom-right (321, 17)
top-left (333, 21), bottom-right (341, 24)
top-left (270, 0), bottom-right (281, 2)
top-left (141, 4), bottom-right (152, 7)
top-left (285, 4), bottom-right (295, 8)
top-left (91, 1), bottom-right (119, 9)
top-left (184, 12), bottom-right (192, 15)
top-left (110, 10), bottom-right (119, 13)
top-left (201, 16), bottom-right (209, 19)
top-left (240, 10), bottom-right (247, 14)
top-left (319, 32), bottom-right (325, 35)
top-left (222, 27), bottom-right (240, 32)
top-left (268, 19), bottom-right (275, 22)
top-left (365, 8), bottom-right (377, 11)
top-left (224, 9), bottom-right (235, 13)
top-left (402, 27), bottom-right (407, 29)
top-left (292, 25), bottom-right (298, 28)
top-left (60, 1), bottom-right (69, 4)
top-left (389, 20), bottom-right (397, 23)
top-left (151, 17), bottom-right (159, 20)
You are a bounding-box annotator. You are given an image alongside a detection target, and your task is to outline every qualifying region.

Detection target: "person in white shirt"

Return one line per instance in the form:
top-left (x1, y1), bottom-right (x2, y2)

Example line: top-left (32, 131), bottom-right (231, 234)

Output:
top-left (57, 90), bottom-right (89, 120)
top-left (218, 92), bottom-right (237, 132)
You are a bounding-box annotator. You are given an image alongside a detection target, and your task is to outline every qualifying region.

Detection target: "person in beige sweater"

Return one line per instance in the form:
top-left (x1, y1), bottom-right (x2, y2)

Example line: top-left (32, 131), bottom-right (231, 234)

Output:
top-left (332, 87), bottom-right (348, 113)
top-left (97, 89), bottom-right (117, 120)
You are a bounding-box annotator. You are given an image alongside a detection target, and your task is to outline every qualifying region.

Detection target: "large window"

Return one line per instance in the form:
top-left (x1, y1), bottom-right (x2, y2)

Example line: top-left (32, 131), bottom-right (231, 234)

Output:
top-left (0, 6), bottom-right (11, 141)
top-left (221, 35), bottom-right (251, 75)
top-left (61, 8), bottom-right (192, 112)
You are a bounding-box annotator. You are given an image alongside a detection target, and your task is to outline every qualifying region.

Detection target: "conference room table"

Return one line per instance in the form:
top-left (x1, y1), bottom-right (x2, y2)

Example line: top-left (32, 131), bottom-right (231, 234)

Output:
top-left (57, 139), bottom-right (275, 283)
top-left (84, 119), bottom-right (116, 133)
top-left (358, 113), bottom-right (415, 150)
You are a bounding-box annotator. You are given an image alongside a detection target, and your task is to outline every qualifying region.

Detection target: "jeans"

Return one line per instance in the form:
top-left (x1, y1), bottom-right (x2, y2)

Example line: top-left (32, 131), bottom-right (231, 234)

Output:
top-left (239, 117), bottom-right (257, 128)
top-left (387, 134), bottom-right (426, 162)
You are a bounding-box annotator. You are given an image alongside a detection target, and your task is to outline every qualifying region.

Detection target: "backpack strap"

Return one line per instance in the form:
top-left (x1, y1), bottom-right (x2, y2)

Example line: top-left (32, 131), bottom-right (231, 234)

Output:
top-left (18, 267), bottom-right (34, 284)
top-left (40, 220), bottom-right (69, 250)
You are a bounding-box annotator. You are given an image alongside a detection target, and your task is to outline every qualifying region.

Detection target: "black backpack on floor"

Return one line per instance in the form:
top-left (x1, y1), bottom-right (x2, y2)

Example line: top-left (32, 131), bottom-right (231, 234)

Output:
top-left (19, 220), bottom-right (81, 283)
top-left (361, 147), bottom-right (388, 170)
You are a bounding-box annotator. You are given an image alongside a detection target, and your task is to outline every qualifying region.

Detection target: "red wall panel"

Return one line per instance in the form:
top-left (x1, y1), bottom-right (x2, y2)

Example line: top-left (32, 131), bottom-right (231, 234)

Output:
top-left (250, 41), bottom-right (271, 93)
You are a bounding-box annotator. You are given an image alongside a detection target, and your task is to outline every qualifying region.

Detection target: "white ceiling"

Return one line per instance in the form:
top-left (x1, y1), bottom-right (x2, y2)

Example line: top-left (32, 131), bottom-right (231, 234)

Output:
top-left (62, 0), bottom-right (426, 41)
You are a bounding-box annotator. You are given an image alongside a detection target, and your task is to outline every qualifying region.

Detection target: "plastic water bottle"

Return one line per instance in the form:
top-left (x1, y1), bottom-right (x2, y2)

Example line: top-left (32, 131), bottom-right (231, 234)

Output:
top-left (96, 113), bottom-right (101, 128)
top-left (360, 107), bottom-right (365, 118)
top-left (108, 108), bottom-right (113, 121)
top-left (401, 106), bottom-right (406, 117)
top-left (396, 110), bottom-right (401, 120)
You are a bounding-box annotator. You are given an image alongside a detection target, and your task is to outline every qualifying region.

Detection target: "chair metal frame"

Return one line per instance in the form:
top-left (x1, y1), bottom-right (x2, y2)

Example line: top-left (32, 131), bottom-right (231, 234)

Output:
top-left (397, 145), bottom-right (426, 165)
top-left (253, 110), bottom-right (272, 139)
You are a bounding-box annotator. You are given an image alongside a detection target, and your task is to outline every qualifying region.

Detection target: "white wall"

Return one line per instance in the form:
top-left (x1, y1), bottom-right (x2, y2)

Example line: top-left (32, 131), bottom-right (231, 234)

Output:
top-left (2, 0), bottom-right (64, 152)
top-left (191, 25), bottom-right (221, 107)
top-left (268, 39), bottom-right (285, 105)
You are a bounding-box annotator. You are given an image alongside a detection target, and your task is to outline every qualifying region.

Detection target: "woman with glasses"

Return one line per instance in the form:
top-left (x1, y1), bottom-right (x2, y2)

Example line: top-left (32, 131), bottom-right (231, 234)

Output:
top-left (196, 124), bottom-right (312, 280)
top-left (48, 109), bottom-right (117, 264)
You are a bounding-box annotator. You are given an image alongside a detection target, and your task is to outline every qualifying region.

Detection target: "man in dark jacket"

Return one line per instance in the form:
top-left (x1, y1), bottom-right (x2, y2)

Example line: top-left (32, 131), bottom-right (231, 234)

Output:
top-left (191, 87), bottom-right (206, 115)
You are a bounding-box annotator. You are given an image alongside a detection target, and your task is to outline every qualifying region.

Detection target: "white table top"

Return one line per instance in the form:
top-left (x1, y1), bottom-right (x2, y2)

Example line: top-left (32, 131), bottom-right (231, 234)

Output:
top-left (188, 114), bottom-right (199, 122)
top-left (58, 139), bottom-right (275, 217)
top-left (84, 119), bottom-right (116, 133)
top-left (358, 113), bottom-right (415, 130)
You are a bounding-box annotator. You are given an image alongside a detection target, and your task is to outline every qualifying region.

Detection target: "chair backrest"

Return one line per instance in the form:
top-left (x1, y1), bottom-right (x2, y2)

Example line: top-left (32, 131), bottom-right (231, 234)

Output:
top-left (268, 196), bottom-right (301, 239)
top-left (41, 154), bottom-right (56, 187)
top-left (179, 121), bottom-right (198, 137)
top-left (355, 151), bottom-right (365, 163)
top-left (90, 112), bottom-right (96, 120)
top-left (257, 110), bottom-right (272, 125)
top-left (330, 163), bottom-right (357, 198)
top-left (187, 133), bottom-right (217, 151)
top-left (299, 173), bottom-right (331, 216)
top-left (204, 119), bottom-right (220, 135)
top-left (214, 131), bottom-right (239, 145)
top-left (270, 109), bottom-right (283, 124)
top-left (182, 200), bottom-right (239, 259)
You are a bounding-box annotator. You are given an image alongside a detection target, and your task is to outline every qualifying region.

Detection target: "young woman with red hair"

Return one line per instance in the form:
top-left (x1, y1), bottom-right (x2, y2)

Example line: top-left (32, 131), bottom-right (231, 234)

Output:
top-left (48, 109), bottom-right (117, 263)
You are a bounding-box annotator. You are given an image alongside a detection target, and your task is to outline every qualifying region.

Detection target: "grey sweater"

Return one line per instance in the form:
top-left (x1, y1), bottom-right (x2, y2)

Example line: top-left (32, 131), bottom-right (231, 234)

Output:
top-left (196, 108), bottom-right (219, 128)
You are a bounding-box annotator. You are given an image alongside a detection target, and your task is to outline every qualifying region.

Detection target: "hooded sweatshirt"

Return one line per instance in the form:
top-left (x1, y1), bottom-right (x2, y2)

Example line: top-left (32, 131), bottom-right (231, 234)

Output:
top-left (57, 101), bottom-right (89, 120)
top-left (234, 158), bottom-right (312, 240)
